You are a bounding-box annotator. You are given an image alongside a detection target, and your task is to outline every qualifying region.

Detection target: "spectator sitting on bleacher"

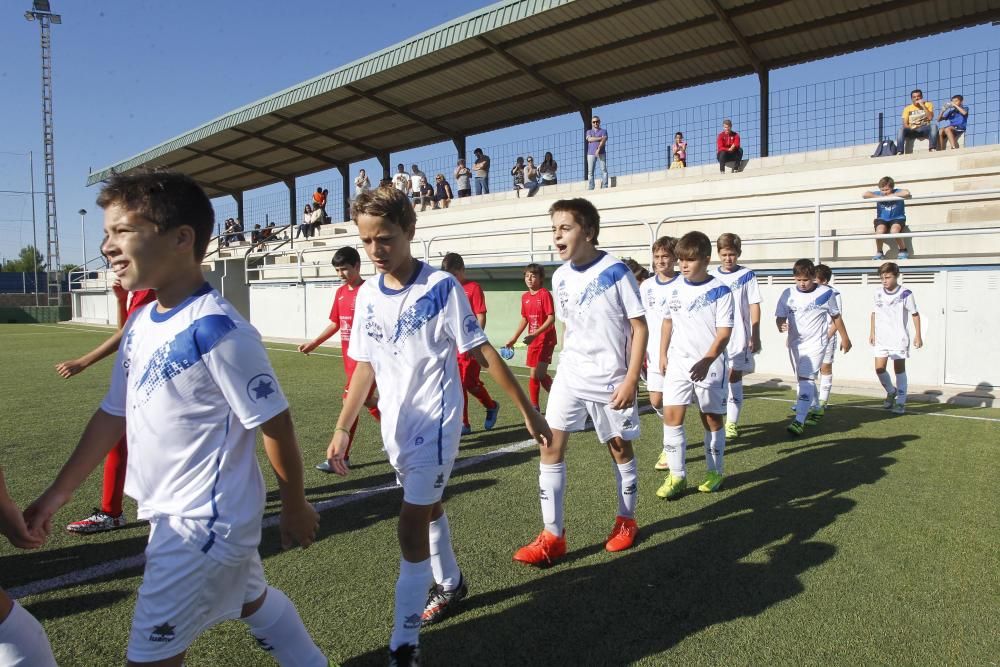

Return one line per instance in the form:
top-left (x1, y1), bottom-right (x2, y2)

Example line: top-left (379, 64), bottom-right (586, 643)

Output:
top-left (220, 218), bottom-right (234, 247)
top-left (433, 174), bottom-right (453, 209)
top-left (309, 202), bottom-right (325, 233)
top-left (454, 159), bottom-right (472, 198)
top-left (473, 148), bottom-right (491, 195)
top-left (716, 119), bottom-right (743, 173)
top-left (231, 217), bottom-right (245, 244)
top-left (392, 163), bottom-right (411, 194)
top-left (540, 152), bottom-right (558, 186)
top-left (298, 205), bottom-right (313, 239)
top-left (354, 169), bottom-right (371, 197)
top-left (897, 89), bottom-right (937, 153)
top-left (863, 176), bottom-right (912, 260)
top-left (523, 156), bottom-right (540, 196)
top-left (410, 165), bottom-right (429, 211)
top-left (937, 94), bottom-right (968, 151)
top-left (419, 179), bottom-right (435, 211)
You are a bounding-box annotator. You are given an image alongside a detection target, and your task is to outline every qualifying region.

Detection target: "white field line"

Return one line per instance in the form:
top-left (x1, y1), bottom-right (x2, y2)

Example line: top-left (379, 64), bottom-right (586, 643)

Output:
top-left (755, 396), bottom-right (1000, 423)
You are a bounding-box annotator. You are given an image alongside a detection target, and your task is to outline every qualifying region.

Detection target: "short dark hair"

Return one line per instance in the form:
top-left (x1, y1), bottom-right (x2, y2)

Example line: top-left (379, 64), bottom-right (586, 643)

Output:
top-left (96, 170), bottom-right (214, 261)
top-left (473, 148), bottom-right (483, 155)
top-left (623, 258), bottom-right (649, 283)
top-left (524, 263), bottom-right (545, 280)
top-left (675, 231), bottom-right (712, 261)
top-left (911, 88), bottom-right (923, 97)
top-left (441, 252), bottom-right (465, 273)
top-left (878, 176), bottom-right (895, 189)
top-left (815, 263), bottom-right (833, 282)
top-left (717, 232), bottom-right (742, 255)
top-left (549, 198), bottom-right (600, 245)
top-left (951, 94), bottom-right (964, 102)
top-left (332, 246), bottom-right (361, 268)
top-left (351, 186), bottom-right (416, 232)
top-left (651, 235), bottom-right (677, 255)
top-left (792, 258), bottom-right (816, 278)
top-left (878, 261), bottom-right (900, 276)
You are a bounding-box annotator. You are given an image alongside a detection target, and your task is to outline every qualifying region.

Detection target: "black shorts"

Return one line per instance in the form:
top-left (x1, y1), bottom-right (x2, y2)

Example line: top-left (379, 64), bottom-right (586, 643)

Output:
top-left (874, 218), bottom-right (905, 228)
top-left (457, 189), bottom-right (472, 198)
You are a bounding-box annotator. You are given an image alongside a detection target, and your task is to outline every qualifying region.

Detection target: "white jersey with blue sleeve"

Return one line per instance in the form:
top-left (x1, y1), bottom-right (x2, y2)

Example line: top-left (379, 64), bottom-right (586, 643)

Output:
top-left (711, 265), bottom-right (761, 358)
top-left (639, 273), bottom-right (680, 374)
top-left (775, 284), bottom-right (840, 354)
top-left (664, 276), bottom-right (734, 375)
top-left (349, 262), bottom-right (488, 469)
top-left (873, 286), bottom-right (918, 351)
top-left (552, 251), bottom-right (645, 403)
top-left (100, 284), bottom-right (287, 564)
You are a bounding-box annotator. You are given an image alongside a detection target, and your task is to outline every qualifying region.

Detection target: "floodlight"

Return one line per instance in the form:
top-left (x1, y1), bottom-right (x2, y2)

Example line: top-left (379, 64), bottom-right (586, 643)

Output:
top-left (33, 0), bottom-right (51, 12)
top-left (50, 14), bottom-right (61, 23)
top-left (24, 11), bottom-right (35, 20)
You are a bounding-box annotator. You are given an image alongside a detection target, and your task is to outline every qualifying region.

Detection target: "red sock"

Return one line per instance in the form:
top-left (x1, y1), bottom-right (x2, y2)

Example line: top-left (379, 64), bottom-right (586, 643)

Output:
top-left (529, 377), bottom-right (540, 407)
top-left (468, 383), bottom-right (497, 410)
top-left (462, 390), bottom-right (470, 426)
top-left (368, 406), bottom-right (381, 421)
top-left (541, 374), bottom-right (553, 392)
top-left (345, 416), bottom-right (360, 459)
top-left (102, 437), bottom-right (128, 516)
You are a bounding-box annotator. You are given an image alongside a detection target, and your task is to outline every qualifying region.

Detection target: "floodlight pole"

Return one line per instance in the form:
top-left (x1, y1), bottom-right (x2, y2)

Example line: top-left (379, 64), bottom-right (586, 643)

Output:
top-left (78, 208), bottom-right (87, 267)
top-left (28, 151), bottom-right (39, 305)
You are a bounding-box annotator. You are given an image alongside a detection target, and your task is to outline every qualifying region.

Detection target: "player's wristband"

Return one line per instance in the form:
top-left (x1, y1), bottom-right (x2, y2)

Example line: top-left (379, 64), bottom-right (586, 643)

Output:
top-left (334, 427), bottom-right (351, 437)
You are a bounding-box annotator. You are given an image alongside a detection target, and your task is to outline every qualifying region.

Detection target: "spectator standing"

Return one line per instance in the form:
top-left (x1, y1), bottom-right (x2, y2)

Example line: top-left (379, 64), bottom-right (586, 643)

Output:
top-left (392, 164), bottom-right (411, 194)
top-left (221, 219), bottom-right (234, 247)
top-left (410, 165), bottom-right (429, 211)
top-left (454, 159), bottom-right (472, 198)
top-left (896, 89), bottom-right (937, 152)
top-left (863, 176), bottom-right (912, 260)
top-left (523, 156), bottom-right (540, 196)
top-left (586, 115), bottom-right (609, 189)
top-left (937, 95), bottom-right (969, 150)
top-left (297, 205), bottom-right (313, 239)
top-left (539, 152), bottom-right (558, 186)
top-left (354, 169), bottom-right (371, 197)
top-left (231, 217), bottom-right (245, 244)
top-left (433, 174), bottom-right (453, 209)
top-left (716, 119), bottom-right (743, 173)
top-left (671, 132), bottom-right (687, 168)
top-left (511, 157), bottom-right (526, 196)
top-left (251, 224), bottom-right (262, 248)
top-left (473, 148), bottom-right (491, 195)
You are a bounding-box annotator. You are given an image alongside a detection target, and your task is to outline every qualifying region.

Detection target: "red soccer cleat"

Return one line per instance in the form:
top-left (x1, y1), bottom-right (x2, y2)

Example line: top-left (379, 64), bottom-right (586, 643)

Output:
top-left (604, 516), bottom-right (638, 552)
top-left (513, 529), bottom-right (566, 566)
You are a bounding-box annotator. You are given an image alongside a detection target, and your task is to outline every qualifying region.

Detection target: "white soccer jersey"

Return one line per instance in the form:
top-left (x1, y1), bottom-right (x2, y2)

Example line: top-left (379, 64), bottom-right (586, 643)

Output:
top-left (873, 286), bottom-right (918, 351)
top-left (350, 262), bottom-right (488, 469)
top-left (711, 265), bottom-right (762, 357)
top-left (663, 276), bottom-right (735, 367)
top-left (640, 273), bottom-right (680, 373)
top-left (775, 284), bottom-right (840, 353)
top-left (552, 251), bottom-right (645, 402)
top-left (101, 284), bottom-right (288, 563)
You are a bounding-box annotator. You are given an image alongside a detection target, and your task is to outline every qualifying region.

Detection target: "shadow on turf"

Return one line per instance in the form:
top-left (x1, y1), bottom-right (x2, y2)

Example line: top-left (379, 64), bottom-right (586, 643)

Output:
top-left (345, 433), bottom-right (910, 666)
top-left (24, 589), bottom-right (132, 621)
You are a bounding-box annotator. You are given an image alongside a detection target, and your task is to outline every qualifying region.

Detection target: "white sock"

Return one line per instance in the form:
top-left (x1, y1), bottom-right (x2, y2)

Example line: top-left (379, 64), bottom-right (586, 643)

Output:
top-left (819, 373), bottom-right (833, 405)
top-left (877, 370), bottom-right (895, 394)
top-left (895, 372), bottom-right (908, 406)
top-left (0, 602), bottom-right (56, 667)
top-left (242, 588), bottom-right (326, 667)
top-left (795, 379), bottom-right (815, 423)
top-left (704, 429), bottom-right (726, 474)
top-left (663, 424), bottom-right (687, 477)
top-left (390, 558), bottom-right (433, 651)
top-left (613, 458), bottom-right (638, 518)
top-left (429, 513), bottom-right (461, 591)
top-left (726, 381), bottom-right (743, 424)
top-left (539, 462), bottom-right (566, 536)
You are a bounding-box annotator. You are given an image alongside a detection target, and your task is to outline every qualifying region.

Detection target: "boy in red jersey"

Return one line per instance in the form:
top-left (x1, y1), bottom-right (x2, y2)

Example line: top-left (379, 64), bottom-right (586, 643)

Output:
top-left (299, 246), bottom-right (381, 470)
top-left (441, 253), bottom-right (500, 435)
top-left (505, 263), bottom-right (557, 412)
top-left (56, 281), bottom-right (157, 534)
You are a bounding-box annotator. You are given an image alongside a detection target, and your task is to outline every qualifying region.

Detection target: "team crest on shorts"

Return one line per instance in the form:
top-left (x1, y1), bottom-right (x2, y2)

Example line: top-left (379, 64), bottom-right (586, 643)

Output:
top-left (149, 623), bottom-right (176, 643)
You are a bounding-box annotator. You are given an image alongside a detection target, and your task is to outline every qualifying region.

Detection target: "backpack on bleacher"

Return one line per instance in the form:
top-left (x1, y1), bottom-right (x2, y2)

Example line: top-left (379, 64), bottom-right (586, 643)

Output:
top-left (872, 138), bottom-right (898, 157)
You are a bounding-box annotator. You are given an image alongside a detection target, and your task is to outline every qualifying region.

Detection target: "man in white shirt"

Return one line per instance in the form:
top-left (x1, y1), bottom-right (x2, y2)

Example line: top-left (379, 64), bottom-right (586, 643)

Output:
top-left (392, 164), bottom-right (411, 194)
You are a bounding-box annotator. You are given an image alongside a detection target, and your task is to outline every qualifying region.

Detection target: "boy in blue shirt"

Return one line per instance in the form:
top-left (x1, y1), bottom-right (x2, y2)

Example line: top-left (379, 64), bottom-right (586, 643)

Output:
top-left (937, 95), bottom-right (969, 150)
top-left (863, 176), bottom-right (911, 260)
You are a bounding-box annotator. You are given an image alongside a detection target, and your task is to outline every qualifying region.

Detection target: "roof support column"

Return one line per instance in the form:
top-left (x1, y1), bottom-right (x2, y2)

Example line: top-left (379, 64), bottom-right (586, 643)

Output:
top-left (284, 177), bottom-right (296, 247)
top-left (452, 135), bottom-right (466, 169)
top-left (580, 106), bottom-right (592, 182)
top-left (232, 191), bottom-right (245, 229)
top-left (337, 164), bottom-right (351, 222)
top-left (759, 68), bottom-right (770, 158)
top-left (377, 152), bottom-right (390, 185)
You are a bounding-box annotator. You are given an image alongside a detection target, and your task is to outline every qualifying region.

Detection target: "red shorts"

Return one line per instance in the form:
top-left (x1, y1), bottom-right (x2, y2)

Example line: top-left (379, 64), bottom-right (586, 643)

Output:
top-left (457, 351), bottom-right (482, 389)
top-left (526, 342), bottom-right (556, 367)
top-left (343, 356), bottom-right (376, 400)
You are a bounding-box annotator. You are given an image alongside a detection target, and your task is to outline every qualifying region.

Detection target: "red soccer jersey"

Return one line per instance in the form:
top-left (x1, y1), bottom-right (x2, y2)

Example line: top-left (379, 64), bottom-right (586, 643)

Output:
top-left (127, 289), bottom-right (156, 318)
top-left (463, 280), bottom-right (487, 315)
top-left (521, 287), bottom-right (557, 347)
top-left (329, 281), bottom-right (364, 360)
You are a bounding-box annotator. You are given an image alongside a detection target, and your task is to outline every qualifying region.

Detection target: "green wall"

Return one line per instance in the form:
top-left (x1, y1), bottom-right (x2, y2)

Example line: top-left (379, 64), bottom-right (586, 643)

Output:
top-left (478, 278), bottom-right (562, 369)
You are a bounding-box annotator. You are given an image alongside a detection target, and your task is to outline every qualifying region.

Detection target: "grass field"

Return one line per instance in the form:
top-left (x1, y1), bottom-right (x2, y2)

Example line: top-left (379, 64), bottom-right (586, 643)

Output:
top-left (1, 322), bottom-right (998, 666)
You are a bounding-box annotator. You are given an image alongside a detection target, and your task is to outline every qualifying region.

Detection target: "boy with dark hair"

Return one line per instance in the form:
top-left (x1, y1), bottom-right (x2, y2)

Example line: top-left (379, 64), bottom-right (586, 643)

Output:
top-left (440, 252), bottom-right (501, 435)
top-left (711, 233), bottom-right (762, 440)
top-left (814, 264), bottom-right (844, 411)
top-left (937, 94), bottom-right (969, 150)
top-left (300, 246), bottom-right (381, 471)
top-left (864, 176), bottom-right (912, 260)
top-left (871, 262), bottom-right (923, 414)
top-left (505, 263), bottom-right (557, 412)
top-left (640, 236), bottom-right (679, 472)
top-left (656, 231), bottom-right (733, 499)
top-left (514, 198), bottom-right (648, 565)
top-left (325, 187), bottom-right (549, 665)
top-left (25, 170), bottom-right (327, 667)
top-left (776, 259), bottom-right (852, 436)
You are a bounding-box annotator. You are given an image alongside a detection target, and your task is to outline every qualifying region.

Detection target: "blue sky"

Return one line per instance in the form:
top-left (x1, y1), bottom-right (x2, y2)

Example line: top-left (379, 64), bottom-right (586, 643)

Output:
top-left (0, 0), bottom-right (996, 266)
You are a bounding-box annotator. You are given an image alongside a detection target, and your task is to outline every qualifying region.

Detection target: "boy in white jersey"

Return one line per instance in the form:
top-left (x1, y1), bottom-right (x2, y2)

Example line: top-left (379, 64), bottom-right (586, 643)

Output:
top-left (814, 264), bottom-right (844, 412)
top-left (656, 232), bottom-right (734, 499)
top-left (514, 198), bottom-right (648, 566)
top-left (710, 233), bottom-right (762, 440)
top-left (25, 172), bottom-right (327, 667)
top-left (640, 236), bottom-right (680, 471)
top-left (324, 187), bottom-right (550, 666)
top-left (776, 259), bottom-right (852, 436)
top-left (870, 262), bottom-right (923, 414)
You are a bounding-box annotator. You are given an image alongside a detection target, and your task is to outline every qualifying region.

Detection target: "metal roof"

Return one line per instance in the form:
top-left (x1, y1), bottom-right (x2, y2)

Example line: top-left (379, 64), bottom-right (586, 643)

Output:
top-left (87, 0), bottom-right (1000, 196)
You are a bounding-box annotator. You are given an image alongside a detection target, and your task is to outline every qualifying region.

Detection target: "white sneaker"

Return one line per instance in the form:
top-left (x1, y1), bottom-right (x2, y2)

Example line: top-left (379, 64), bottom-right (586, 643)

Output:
top-left (891, 403), bottom-right (905, 415)
top-left (882, 390), bottom-right (897, 409)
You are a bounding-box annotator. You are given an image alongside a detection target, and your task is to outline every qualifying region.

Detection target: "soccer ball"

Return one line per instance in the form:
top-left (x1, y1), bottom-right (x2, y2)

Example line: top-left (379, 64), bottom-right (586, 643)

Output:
top-left (499, 346), bottom-right (515, 360)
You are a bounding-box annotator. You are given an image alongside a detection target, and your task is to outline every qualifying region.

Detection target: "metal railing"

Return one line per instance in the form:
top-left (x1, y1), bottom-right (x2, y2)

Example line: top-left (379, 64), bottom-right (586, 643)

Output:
top-left (244, 238), bottom-right (430, 285)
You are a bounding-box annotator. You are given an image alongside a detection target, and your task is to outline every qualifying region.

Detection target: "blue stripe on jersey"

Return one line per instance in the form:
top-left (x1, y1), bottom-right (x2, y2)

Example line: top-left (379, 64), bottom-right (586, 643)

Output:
top-left (815, 290), bottom-right (834, 306)
top-left (578, 262), bottom-right (629, 309)
top-left (135, 314), bottom-right (238, 403)
top-left (735, 271), bottom-right (756, 288)
top-left (437, 377), bottom-right (445, 465)
top-left (901, 289), bottom-right (912, 299)
top-left (391, 277), bottom-right (454, 345)
top-left (687, 285), bottom-right (732, 312)
top-left (200, 531), bottom-right (216, 554)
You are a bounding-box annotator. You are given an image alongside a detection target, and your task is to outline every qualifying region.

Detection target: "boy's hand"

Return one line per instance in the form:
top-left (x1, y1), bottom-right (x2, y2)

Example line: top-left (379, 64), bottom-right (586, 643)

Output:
top-left (689, 358), bottom-right (714, 382)
top-left (523, 334), bottom-right (537, 345)
top-left (751, 335), bottom-right (762, 354)
top-left (504, 338), bottom-right (517, 349)
top-left (0, 497), bottom-right (44, 549)
top-left (297, 341), bottom-right (317, 355)
top-left (840, 337), bottom-right (853, 354)
top-left (23, 488), bottom-right (71, 540)
top-left (112, 280), bottom-right (127, 303)
top-left (609, 380), bottom-right (637, 410)
top-left (55, 358), bottom-right (86, 379)
top-left (524, 409), bottom-right (552, 448)
top-left (869, 333), bottom-right (876, 346)
top-left (779, 322), bottom-right (789, 333)
top-left (325, 429), bottom-right (351, 476)
top-left (914, 335), bottom-right (923, 349)
top-left (279, 498), bottom-right (319, 550)
top-left (659, 358), bottom-right (667, 375)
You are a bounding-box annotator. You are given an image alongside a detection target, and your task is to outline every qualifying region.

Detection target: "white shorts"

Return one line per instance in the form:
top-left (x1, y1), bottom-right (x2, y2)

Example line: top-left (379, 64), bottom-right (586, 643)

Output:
top-left (789, 346), bottom-right (824, 379)
top-left (822, 335), bottom-right (838, 365)
top-left (545, 382), bottom-right (641, 443)
top-left (395, 458), bottom-right (455, 506)
top-left (727, 348), bottom-right (756, 373)
top-left (873, 347), bottom-right (909, 360)
top-left (646, 367), bottom-right (664, 392)
top-left (127, 518), bottom-right (266, 663)
top-left (661, 358), bottom-right (728, 414)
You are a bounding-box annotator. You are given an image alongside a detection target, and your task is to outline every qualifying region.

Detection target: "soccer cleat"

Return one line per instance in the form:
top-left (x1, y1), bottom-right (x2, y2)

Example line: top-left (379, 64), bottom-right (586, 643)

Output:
top-left (786, 420), bottom-right (804, 437)
top-left (66, 509), bottom-right (126, 534)
top-left (805, 408), bottom-right (824, 426)
top-left (882, 390), bottom-right (897, 409)
top-left (891, 403), bottom-right (906, 415)
top-left (513, 529), bottom-right (566, 566)
top-left (655, 473), bottom-right (687, 500)
top-left (388, 644), bottom-right (420, 667)
top-left (654, 451), bottom-right (670, 471)
top-left (484, 402), bottom-right (500, 430)
top-left (605, 516), bottom-right (639, 552)
top-left (698, 472), bottom-right (725, 493)
top-left (725, 421), bottom-right (739, 439)
top-left (421, 573), bottom-right (468, 625)
top-left (461, 424), bottom-right (472, 436)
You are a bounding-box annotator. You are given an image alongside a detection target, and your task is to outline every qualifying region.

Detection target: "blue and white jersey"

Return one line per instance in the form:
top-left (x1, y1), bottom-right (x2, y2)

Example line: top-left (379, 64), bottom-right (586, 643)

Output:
top-left (663, 276), bottom-right (734, 366)
top-left (640, 273), bottom-right (680, 373)
top-left (711, 265), bottom-right (762, 358)
top-left (552, 251), bottom-right (645, 402)
top-left (775, 284), bottom-right (840, 353)
top-left (101, 284), bottom-right (288, 564)
top-left (350, 262), bottom-right (488, 469)
top-left (873, 286), bottom-right (918, 351)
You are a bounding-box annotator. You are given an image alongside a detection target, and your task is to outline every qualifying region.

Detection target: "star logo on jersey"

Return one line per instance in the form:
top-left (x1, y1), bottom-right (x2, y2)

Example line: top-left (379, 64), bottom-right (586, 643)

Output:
top-left (403, 614), bottom-right (422, 630)
top-left (149, 623), bottom-right (176, 643)
top-left (464, 313), bottom-right (482, 336)
top-left (434, 473), bottom-right (445, 489)
top-left (246, 374), bottom-right (278, 403)
top-left (414, 436), bottom-right (425, 447)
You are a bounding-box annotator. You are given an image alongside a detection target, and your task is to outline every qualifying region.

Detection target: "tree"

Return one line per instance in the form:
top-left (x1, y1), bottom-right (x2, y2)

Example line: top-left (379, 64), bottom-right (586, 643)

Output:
top-left (1, 245), bottom-right (45, 273)
top-left (62, 263), bottom-right (81, 275)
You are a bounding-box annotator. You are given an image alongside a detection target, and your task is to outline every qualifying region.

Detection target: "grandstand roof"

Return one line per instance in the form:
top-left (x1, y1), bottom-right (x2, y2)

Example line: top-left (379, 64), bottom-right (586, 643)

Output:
top-left (86, 0), bottom-right (1000, 197)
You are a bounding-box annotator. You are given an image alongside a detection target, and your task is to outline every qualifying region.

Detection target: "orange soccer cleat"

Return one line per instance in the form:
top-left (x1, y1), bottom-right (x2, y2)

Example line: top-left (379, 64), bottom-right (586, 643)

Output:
top-left (513, 529), bottom-right (566, 566)
top-left (604, 516), bottom-right (639, 552)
